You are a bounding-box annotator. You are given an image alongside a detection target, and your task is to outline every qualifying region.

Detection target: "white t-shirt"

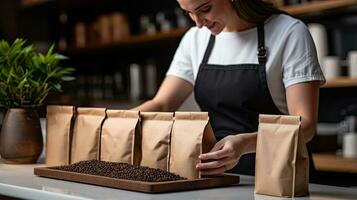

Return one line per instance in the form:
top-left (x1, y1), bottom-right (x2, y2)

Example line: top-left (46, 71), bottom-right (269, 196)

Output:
top-left (166, 14), bottom-right (325, 114)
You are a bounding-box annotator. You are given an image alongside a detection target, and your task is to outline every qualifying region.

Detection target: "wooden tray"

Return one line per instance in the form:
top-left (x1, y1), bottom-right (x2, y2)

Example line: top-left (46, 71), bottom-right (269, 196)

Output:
top-left (34, 167), bottom-right (240, 193)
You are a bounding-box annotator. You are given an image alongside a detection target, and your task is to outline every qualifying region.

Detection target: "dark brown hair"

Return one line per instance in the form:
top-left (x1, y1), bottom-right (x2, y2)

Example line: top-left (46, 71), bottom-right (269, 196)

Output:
top-left (232, 0), bottom-right (286, 24)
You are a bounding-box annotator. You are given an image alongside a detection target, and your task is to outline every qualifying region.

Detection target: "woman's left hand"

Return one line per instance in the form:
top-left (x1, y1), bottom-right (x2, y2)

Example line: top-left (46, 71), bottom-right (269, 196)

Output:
top-left (196, 134), bottom-right (247, 176)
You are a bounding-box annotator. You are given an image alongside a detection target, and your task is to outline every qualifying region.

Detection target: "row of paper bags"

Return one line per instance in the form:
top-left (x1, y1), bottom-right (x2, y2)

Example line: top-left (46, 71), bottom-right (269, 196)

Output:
top-left (46, 105), bottom-right (309, 197)
top-left (45, 105), bottom-right (216, 179)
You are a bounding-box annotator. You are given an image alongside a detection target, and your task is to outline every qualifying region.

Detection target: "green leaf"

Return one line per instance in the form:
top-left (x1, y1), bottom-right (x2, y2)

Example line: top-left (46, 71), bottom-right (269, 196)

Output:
top-left (55, 54), bottom-right (68, 60)
top-left (53, 83), bottom-right (61, 91)
top-left (61, 76), bottom-right (76, 81)
top-left (47, 44), bottom-right (54, 56)
top-left (28, 79), bottom-right (40, 88)
top-left (18, 77), bottom-right (27, 89)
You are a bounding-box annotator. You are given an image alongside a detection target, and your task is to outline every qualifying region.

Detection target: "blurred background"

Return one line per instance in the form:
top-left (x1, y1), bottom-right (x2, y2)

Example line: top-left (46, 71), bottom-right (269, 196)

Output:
top-left (1, 0), bottom-right (357, 187)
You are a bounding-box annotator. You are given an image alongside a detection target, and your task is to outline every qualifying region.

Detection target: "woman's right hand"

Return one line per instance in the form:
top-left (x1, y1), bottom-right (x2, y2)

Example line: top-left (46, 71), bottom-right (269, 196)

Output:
top-left (196, 132), bottom-right (257, 175)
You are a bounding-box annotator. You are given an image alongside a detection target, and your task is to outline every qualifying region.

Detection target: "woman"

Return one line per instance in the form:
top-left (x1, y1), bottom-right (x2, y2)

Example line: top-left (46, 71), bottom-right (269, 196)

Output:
top-left (134, 0), bottom-right (325, 176)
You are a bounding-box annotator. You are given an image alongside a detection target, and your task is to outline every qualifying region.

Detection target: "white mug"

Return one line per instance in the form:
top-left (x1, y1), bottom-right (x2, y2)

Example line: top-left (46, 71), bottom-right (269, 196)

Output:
top-left (308, 23), bottom-right (328, 67)
top-left (343, 133), bottom-right (357, 158)
top-left (129, 64), bottom-right (143, 101)
top-left (348, 51), bottom-right (357, 78)
top-left (323, 56), bottom-right (340, 79)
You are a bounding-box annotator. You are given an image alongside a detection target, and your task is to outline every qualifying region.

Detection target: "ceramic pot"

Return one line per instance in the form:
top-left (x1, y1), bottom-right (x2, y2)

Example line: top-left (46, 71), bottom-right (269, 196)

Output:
top-left (0, 108), bottom-right (43, 164)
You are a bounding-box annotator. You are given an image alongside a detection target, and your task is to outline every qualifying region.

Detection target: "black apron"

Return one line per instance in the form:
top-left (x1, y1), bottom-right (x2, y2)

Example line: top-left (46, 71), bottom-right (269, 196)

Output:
top-left (194, 24), bottom-right (284, 175)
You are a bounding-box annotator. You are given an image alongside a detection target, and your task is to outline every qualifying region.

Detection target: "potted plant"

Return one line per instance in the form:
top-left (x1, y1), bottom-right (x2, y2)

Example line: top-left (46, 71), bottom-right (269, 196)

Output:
top-left (0, 39), bottom-right (75, 164)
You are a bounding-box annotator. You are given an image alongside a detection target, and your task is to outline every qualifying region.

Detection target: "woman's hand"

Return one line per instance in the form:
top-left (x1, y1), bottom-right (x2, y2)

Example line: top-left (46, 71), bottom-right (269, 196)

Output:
top-left (196, 133), bottom-right (257, 176)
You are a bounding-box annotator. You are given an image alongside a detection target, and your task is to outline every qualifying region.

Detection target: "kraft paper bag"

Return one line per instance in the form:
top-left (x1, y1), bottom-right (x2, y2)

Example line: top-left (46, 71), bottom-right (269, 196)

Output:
top-left (45, 105), bottom-right (75, 166)
top-left (170, 112), bottom-right (217, 179)
top-left (100, 110), bottom-right (140, 165)
top-left (71, 107), bottom-right (106, 164)
top-left (255, 114), bottom-right (309, 197)
top-left (140, 112), bottom-right (173, 171)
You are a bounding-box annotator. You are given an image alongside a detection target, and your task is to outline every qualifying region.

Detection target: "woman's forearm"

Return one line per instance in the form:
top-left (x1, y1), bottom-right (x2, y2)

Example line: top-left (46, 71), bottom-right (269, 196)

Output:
top-left (301, 116), bottom-right (317, 143)
top-left (236, 132), bottom-right (258, 155)
top-left (131, 99), bottom-right (165, 112)
top-left (131, 76), bottom-right (193, 112)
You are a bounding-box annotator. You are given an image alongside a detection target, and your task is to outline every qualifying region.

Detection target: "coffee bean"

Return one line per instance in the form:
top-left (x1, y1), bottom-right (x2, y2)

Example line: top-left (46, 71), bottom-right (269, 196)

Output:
top-left (52, 160), bottom-right (186, 182)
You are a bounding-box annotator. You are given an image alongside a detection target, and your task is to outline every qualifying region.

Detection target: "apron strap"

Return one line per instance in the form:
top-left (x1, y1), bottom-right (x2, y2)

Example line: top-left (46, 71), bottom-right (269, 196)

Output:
top-left (202, 35), bottom-right (216, 65)
top-left (257, 23), bottom-right (273, 102)
top-left (257, 24), bottom-right (267, 64)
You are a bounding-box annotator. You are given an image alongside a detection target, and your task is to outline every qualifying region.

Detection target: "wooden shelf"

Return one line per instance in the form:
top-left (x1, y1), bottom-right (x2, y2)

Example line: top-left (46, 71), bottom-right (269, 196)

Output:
top-left (322, 77), bottom-right (357, 88)
top-left (62, 28), bottom-right (188, 55)
top-left (59, 0), bottom-right (357, 55)
top-left (281, 0), bottom-right (357, 17)
top-left (20, 0), bottom-right (53, 9)
top-left (312, 152), bottom-right (357, 173)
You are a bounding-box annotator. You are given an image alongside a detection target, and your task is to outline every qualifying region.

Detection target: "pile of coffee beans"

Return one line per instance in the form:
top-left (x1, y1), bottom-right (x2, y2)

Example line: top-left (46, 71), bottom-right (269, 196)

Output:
top-left (52, 160), bottom-right (186, 182)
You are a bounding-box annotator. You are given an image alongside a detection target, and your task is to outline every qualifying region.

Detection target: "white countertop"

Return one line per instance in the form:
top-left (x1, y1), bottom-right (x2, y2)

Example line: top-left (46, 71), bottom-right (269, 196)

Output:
top-left (1, 161), bottom-right (357, 200)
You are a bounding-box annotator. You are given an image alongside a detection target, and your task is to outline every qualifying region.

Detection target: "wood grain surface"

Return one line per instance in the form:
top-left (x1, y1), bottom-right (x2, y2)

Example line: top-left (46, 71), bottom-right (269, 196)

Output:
top-left (312, 153), bottom-right (357, 173)
top-left (34, 167), bottom-right (240, 193)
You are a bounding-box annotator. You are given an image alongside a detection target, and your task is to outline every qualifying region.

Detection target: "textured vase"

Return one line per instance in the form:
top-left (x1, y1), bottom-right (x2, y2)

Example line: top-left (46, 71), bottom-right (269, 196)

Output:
top-left (0, 108), bottom-right (43, 164)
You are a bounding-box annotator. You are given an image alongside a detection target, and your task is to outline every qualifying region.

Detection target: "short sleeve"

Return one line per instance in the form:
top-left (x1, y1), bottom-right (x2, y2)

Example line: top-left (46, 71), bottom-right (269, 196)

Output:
top-left (166, 28), bottom-right (195, 85)
top-left (282, 22), bottom-right (326, 88)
